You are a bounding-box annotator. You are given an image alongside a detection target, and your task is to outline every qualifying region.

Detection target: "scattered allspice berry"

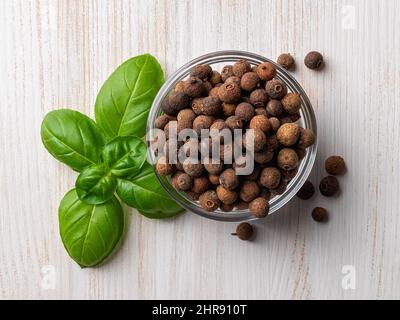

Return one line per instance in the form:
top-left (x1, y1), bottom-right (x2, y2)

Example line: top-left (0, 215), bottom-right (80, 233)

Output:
top-left (296, 180), bottom-right (315, 200)
top-left (249, 197), bottom-right (270, 218)
top-left (304, 51), bottom-right (324, 70)
top-left (325, 155), bottom-right (346, 175)
top-left (319, 176), bottom-right (340, 197)
top-left (312, 207), bottom-right (329, 222)
top-left (232, 222), bottom-right (254, 241)
top-left (277, 53), bottom-right (295, 70)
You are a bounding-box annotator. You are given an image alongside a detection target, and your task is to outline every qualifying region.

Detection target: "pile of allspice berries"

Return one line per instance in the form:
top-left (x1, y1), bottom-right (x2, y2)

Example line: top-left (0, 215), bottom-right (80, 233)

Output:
top-left (155, 52), bottom-right (320, 227)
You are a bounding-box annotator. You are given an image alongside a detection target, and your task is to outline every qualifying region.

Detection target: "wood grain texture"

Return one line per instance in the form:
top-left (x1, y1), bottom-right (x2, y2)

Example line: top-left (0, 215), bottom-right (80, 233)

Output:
top-left (1, 0), bottom-right (400, 299)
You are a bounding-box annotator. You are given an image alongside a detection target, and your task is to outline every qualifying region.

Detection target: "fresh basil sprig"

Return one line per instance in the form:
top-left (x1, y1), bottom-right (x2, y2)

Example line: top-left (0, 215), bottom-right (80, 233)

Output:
top-left (41, 53), bottom-right (183, 267)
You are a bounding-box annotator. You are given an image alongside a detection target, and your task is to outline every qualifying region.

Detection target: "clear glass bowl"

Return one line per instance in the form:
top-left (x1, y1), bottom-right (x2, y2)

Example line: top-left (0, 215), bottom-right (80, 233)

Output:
top-left (147, 50), bottom-right (317, 222)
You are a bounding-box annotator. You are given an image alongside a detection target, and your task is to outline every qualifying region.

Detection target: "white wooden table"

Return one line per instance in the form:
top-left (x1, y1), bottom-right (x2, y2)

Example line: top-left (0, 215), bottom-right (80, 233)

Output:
top-left (1, 0), bottom-right (399, 300)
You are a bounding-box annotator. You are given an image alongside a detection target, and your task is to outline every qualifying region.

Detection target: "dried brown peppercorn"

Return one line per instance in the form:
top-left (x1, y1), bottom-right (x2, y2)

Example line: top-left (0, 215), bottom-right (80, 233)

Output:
top-left (156, 156), bottom-right (175, 176)
top-left (210, 119), bottom-right (228, 132)
top-left (225, 115), bottom-right (243, 130)
top-left (210, 70), bottom-right (222, 85)
top-left (221, 65), bottom-right (234, 82)
top-left (240, 181), bottom-right (260, 202)
top-left (304, 51), bottom-right (324, 70)
top-left (265, 78), bottom-right (287, 99)
top-left (255, 108), bottom-right (268, 116)
top-left (218, 82), bottom-right (241, 103)
top-left (277, 53), bottom-right (295, 70)
top-left (279, 115), bottom-right (293, 125)
top-left (277, 148), bottom-right (299, 171)
top-left (249, 115), bottom-right (271, 133)
top-left (191, 177), bottom-right (210, 194)
top-left (225, 76), bottom-right (241, 86)
top-left (235, 102), bottom-right (255, 121)
top-left (260, 167), bottom-right (281, 189)
top-left (245, 166), bottom-right (261, 181)
top-left (190, 64), bottom-right (212, 80)
top-left (249, 88), bottom-right (269, 107)
top-left (240, 72), bottom-right (260, 91)
top-left (281, 93), bottom-right (302, 115)
top-left (222, 103), bottom-right (236, 117)
top-left (249, 197), bottom-right (269, 218)
top-left (161, 99), bottom-right (177, 116)
top-left (243, 128), bottom-right (266, 152)
top-left (319, 176), bottom-right (340, 197)
top-left (199, 190), bottom-right (220, 211)
top-left (312, 207), bottom-right (329, 222)
top-left (233, 59), bottom-right (252, 77)
top-left (177, 109), bottom-right (196, 132)
top-left (168, 92), bottom-right (191, 113)
top-left (219, 168), bottom-right (239, 190)
top-left (325, 156), bottom-right (346, 175)
top-left (204, 158), bottom-right (224, 175)
top-left (298, 128), bottom-right (316, 148)
top-left (256, 62), bottom-right (276, 81)
top-left (192, 115), bottom-right (215, 135)
top-left (171, 172), bottom-right (193, 191)
top-left (192, 96), bottom-right (222, 116)
top-left (233, 222), bottom-right (254, 241)
top-left (266, 99), bottom-right (284, 117)
top-left (254, 148), bottom-right (274, 164)
top-left (186, 191), bottom-right (200, 201)
top-left (297, 180), bottom-right (315, 200)
top-left (209, 174), bottom-right (220, 185)
top-left (277, 123), bottom-right (300, 146)
top-left (208, 86), bottom-right (220, 99)
top-left (266, 134), bottom-right (279, 151)
top-left (203, 81), bottom-right (213, 94)
top-left (155, 114), bottom-right (174, 129)
top-left (182, 159), bottom-right (203, 177)
top-left (175, 80), bottom-right (185, 93)
top-left (216, 185), bottom-right (238, 205)
top-left (183, 76), bottom-right (205, 98)
top-left (269, 117), bottom-right (280, 132)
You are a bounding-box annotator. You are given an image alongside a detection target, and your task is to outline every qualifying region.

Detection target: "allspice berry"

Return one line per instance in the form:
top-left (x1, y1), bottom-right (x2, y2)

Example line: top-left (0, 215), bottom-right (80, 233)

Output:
top-left (204, 159), bottom-right (224, 174)
top-left (192, 96), bottom-right (222, 116)
top-left (235, 102), bottom-right (255, 121)
top-left (281, 93), bottom-right (302, 115)
top-left (190, 64), bottom-right (212, 80)
top-left (156, 156), bottom-right (175, 176)
top-left (233, 59), bottom-right (252, 77)
top-left (255, 108), bottom-right (268, 116)
top-left (155, 114), bottom-right (173, 129)
top-left (208, 86), bottom-right (220, 99)
top-left (177, 109), bottom-right (196, 131)
top-left (312, 207), bottom-right (329, 222)
top-left (191, 177), bottom-right (210, 194)
top-left (259, 167), bottom-right (281, 189)
top-left (266, 99), bottom-right (284, 117)
top-left (249, 197), bottom-right (270, 218)
top-left (219, 168), bottom-right (240, 190)
top-left (199, 190), bottom-right (220, 211)
top-left (249, 88), bottom-right (269, 107)
top-left (209, 174), bottom-right (220, 185)
top-left (210, 70), bottom-right (222, 85)
top-left (319, 176), bottom-right (340, 197)
top-left (296, 180), bottom-right (315, 200)
top-left (171, 172), bottom-right (193, 191)
top-left (225, 115), bottom-right (243, 130)
top-left (277, 123), bottom-right (300, 146)
top-left (222, 103), bottom-right (236, 117)
top-left (243, 128), bottom-right (266, 152)
top-left (254, 148), bottom-right (274, 164)
top-left (277, 53), bottom-right (295, 70)
top-left (216, 185), bottom-right (238, 205)
top-left (193, 115), bottom-right (215, 135)
top-left (239, 181), bottom-right (260, 202)
top-left (183, 76), bottom-right (205, 97)
top-left (240, 72), bottom-right (260, 91)
top-left (256, 62), bottom-right (276, 81)
top-left (218, 82), bottom-right (241, 103)
top-left (269, 117), bottom-right (280, 132)
top-left (182, 159), bottom-right (203, 177)
top-left (225, 76), bottom-right (241, 86)
top-left (304, 51), bottom-right (324, 70)
top-left (233, 222), bottom-right (254, 241)
top-left (249, 115), bottom-right (271, 133)
top-left (161, 99), bottom-right (177, 116)
top-left (175, 80), bottom-right (185, 92)
top-left (298, 128), bottom-right (316, 148)
top-left (265, 78), bottom-right (287, 99)
top-left (277, 148), bottom-right (299, 171)
top-left (221, 65), bottom-right (234, 82)
top-left (325, 155), bottom-right (346, 175)
top-left (266, 134), bottom-right (279, 151)
top-left (168, 92), bottom-right (191, 113)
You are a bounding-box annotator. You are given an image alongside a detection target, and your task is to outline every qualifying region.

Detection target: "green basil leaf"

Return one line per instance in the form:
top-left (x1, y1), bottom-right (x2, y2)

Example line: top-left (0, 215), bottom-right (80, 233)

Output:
top-left (59, 189), bottom-right (124, 268)
top-left (95, 54), bottom-right (164, 141)
top-left (75, 164), bottom-right (117, 204)
top-left (101, 136), bottom-right (147, 178)
top-left (116, 162), bottom-right (184, 219)
top-left (41, 109), bottom-right (105, 172)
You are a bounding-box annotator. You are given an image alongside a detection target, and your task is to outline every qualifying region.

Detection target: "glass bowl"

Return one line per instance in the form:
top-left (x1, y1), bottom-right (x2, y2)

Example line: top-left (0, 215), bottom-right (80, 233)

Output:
top-left (147, 50), bottom-right (317, 222)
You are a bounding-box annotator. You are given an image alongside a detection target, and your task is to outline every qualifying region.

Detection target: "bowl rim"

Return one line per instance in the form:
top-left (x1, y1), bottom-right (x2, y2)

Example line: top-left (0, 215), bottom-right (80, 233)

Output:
top-left (147, 50), bottom-right (318, 222)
